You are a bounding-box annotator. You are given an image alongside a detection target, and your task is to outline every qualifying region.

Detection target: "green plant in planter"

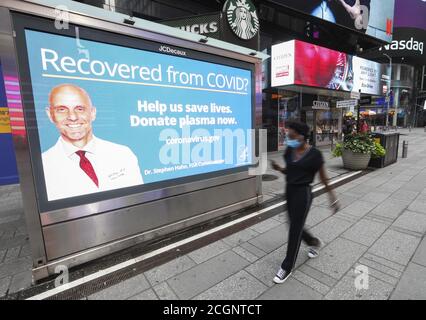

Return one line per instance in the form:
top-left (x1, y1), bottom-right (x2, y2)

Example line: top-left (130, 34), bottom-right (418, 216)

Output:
top-left (372, 141), bottom-right (386, 158)
top-left (332, 133), bottom-right (386, 158)
top-left (332, 143), bottom-right (343, 157)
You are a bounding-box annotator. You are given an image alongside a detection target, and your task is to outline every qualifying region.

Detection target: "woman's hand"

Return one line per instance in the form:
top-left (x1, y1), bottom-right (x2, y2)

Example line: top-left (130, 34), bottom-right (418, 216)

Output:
top-left (270, 160), bottom-right (285, 174)
top-left (329, 193), bottom-right (340, 214)
top-left (319, 165), bottom-right (340, 214)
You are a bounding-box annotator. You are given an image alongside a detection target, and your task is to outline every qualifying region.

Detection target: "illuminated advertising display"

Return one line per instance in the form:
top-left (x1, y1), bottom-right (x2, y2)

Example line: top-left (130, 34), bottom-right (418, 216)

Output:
top-left (394, 0), bottom-right (426, 31)
top-left (0, 62), bottom-right (19, 185)
top-left (272, 40), bottom-right (384, 96)
top-left (14, 18), bottom-right (254, 211)
top-left (0, 108), bottom-right (11, 134)
top-left (271, 41), bottom-right (295, 87)
top-left (0, 66), bottom-right (11, 134)
top-left (272, 0), bottom-right (395, 42)
top-left (370, 0), bottom-right (426, 65)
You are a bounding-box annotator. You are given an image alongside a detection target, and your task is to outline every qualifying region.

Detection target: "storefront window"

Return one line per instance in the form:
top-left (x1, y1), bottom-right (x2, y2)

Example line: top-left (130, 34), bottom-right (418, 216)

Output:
top-left (314, 108), bottom-right (341, 147)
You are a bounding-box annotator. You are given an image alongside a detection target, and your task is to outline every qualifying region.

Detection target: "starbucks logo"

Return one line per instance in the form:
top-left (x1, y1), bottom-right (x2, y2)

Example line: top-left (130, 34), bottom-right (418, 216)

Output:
top-left (224, 0), bottom-right (259, 40)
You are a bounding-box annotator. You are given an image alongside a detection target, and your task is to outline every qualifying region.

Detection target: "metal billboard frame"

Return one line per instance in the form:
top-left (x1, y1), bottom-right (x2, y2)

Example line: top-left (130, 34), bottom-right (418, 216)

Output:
top-left (0, 0), bottom-right (263, 282)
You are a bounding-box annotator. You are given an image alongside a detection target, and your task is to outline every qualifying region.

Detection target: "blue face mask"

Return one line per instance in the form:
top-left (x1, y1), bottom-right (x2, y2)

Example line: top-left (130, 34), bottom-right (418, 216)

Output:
top-left (285, 136), bottom-right (302, 148)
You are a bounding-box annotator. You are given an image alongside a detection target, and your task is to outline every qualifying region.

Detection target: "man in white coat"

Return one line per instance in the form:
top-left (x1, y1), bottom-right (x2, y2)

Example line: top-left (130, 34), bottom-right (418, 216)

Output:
top-left (42, 83), bottom-right (143, 201)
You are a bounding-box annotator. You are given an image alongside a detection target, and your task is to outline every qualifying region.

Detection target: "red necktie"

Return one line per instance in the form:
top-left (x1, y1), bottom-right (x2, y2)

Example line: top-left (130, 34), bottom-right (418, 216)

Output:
top-left (76, 150), bottom-right (99, 187)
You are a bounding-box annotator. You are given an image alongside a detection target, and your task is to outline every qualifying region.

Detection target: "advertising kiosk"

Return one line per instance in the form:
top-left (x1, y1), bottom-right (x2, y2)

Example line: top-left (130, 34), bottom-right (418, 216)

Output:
top-left (0, 0), bottom-right (264, 281)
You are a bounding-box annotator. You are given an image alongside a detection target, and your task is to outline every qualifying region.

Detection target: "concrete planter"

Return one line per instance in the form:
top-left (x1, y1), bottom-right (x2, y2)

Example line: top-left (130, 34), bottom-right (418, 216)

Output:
top-left (342, 149), bottom-right (371, 170)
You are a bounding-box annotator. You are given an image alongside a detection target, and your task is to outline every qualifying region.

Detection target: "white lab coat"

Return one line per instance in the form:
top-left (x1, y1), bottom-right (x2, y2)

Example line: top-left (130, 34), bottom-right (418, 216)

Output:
top-left (42, 136), bottom-right (143, 201)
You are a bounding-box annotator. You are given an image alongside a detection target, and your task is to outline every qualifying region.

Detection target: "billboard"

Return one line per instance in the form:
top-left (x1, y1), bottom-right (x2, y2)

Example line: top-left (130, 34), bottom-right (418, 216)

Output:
top-left (273, 0), bottom-right (395, 42)
top-left (272, 40), bottom-right (385, 96)
top-left (0, 62), bottom-right (19, 185)
top-left (366, 0), bottom-right (426, 65)
top-left (394, 0), bottom-right (426, 31)
top-left (16, 25), bottom-right (254, 211)
top-left (271, 40), bottom-right (295, 87)
top-left (377, 28), bottom-right (426, 65)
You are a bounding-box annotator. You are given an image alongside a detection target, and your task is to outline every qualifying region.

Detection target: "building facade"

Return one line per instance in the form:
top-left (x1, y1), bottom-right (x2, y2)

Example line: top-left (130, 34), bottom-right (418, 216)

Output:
top-left (75, 0), bottom-right (397, 151)
top-left (362, 0), bottom-right (426, 128)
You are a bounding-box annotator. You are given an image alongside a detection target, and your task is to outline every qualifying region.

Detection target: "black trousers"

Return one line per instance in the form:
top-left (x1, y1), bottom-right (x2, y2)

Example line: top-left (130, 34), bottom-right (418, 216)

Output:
top-left (281, 184), bottom-right (318, 272)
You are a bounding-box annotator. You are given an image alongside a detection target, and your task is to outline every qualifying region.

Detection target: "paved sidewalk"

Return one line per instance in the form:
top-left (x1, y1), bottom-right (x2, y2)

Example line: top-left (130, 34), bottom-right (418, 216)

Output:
top-left (1, 129), bottom-right (426, 299)
top-left (81, 129), bottom-right (426, 300)
top-left (0, 185), bottom-right (32, 298)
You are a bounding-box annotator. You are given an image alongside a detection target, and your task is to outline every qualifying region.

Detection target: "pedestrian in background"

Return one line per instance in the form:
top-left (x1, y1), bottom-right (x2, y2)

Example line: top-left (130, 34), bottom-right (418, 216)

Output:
top-left (270, 121), bottom-right (340, 284)
top-left (342, 116), bottom-right (354, 141)
top-left (360, 119), bottom-right (369, 133)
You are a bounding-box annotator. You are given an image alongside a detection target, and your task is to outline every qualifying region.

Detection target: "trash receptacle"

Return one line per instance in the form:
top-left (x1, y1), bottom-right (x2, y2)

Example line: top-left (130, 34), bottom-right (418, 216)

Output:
top-left (368, 132), bottom-right (400, 168)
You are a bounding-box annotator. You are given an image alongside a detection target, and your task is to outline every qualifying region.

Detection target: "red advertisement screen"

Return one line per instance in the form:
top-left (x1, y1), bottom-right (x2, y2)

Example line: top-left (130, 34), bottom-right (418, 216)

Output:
top-left (294, 41), bottom-right (347, 89)
top-left (272, 40), bottom-right (385, 95)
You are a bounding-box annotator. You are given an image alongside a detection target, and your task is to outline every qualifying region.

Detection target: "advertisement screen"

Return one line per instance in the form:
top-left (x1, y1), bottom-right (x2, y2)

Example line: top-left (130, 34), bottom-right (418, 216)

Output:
top-left (0, 62), bottom-right (19, 185)
top-left (16, 19), bottom-right (254, 210)
top-left (368, 0), bottom-right (426, 65)
top-left (271, 40), bottom-right (295, 87)
top-left (273, 0), bottom-right (395, 42)
top-left (272, 40), bottom-right (384, 96)
top-left (394, 0), bottom-right (426, 30)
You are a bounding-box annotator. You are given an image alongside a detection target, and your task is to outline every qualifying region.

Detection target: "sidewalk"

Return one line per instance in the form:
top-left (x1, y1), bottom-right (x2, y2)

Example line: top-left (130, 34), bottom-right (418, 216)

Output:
top-left (0, 185), bottom-right (31, 297)
top-left (1, 129), bottom-right (426, 299)
top-left (81, 129), bottom-right (426, 300)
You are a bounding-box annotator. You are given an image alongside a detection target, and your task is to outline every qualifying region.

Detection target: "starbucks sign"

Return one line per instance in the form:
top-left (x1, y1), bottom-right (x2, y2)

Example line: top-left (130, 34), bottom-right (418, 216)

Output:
top-left (224, 0), bottom-right (259, 40)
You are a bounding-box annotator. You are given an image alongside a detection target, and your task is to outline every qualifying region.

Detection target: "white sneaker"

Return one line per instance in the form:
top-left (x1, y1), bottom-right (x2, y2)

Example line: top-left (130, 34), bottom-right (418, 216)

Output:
top-left (307, 238), bottom-right (323, 259)
top-left (273, 268), bottom-right (292, 284)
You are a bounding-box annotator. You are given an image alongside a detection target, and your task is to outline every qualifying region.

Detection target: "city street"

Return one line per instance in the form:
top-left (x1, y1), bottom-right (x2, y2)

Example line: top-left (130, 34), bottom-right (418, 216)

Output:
top-left (77, 129), bottom-right (426, 300)
top-left (2, 128), bottom-right (425, 300)
top-left (0, 0), bottom-right (425, 308)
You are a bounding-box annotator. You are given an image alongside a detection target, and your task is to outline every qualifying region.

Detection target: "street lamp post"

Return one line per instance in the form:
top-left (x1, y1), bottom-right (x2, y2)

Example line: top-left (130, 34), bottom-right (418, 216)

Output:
top-left (383, 53), bottom-right (392, 130)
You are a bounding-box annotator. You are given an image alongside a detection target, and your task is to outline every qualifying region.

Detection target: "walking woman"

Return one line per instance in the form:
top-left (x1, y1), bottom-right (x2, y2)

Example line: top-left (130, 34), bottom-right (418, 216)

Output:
top-left (271, 121), bottom-right (340, 284)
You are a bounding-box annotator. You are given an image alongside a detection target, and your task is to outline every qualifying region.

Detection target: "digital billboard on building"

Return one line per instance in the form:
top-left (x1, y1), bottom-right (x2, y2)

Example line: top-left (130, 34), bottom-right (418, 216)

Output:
top-left (272, 39), bottom-right (386, 95)
top-left (272, 0), bottom-right (395, 42)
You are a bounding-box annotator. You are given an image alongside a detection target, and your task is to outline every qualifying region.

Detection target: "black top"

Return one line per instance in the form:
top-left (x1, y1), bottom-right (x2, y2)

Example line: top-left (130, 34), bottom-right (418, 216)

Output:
top-left (284, 146), bottom-right (324, 186)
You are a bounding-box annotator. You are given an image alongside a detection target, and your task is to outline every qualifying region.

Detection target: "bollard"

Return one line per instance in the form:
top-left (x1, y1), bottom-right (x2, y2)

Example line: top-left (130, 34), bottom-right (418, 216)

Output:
top-left (402, 141), bottom-right (408, 158)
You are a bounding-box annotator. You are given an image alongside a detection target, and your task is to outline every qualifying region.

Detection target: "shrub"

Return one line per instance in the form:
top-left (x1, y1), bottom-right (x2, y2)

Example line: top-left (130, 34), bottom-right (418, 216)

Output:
top-left (332, 133), bottom-right (386, 158)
